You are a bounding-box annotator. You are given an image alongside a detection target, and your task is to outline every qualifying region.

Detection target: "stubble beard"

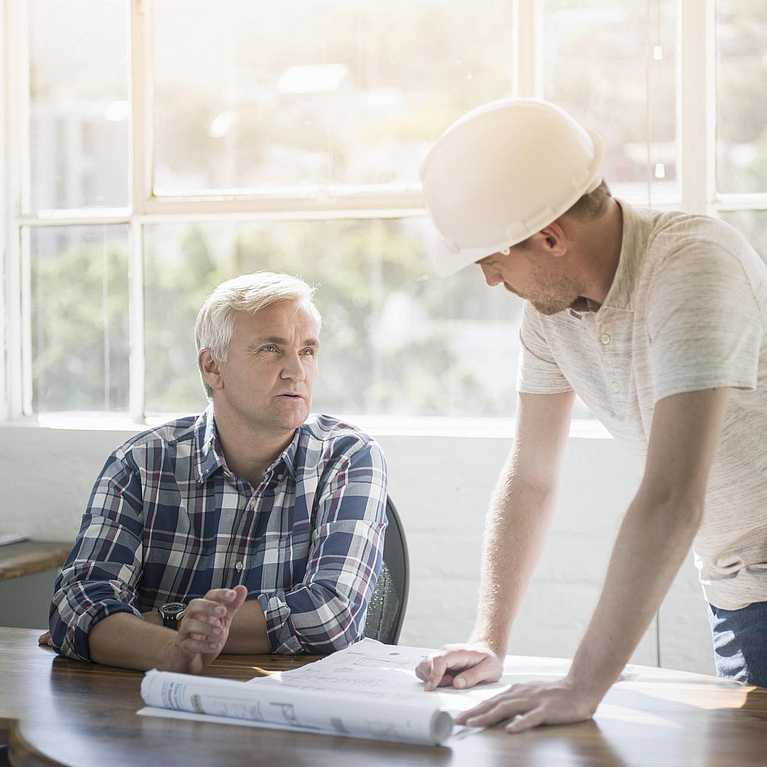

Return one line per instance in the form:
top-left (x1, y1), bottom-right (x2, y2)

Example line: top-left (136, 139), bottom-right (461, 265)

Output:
top-left (506, 276), bottom-right (585, 316)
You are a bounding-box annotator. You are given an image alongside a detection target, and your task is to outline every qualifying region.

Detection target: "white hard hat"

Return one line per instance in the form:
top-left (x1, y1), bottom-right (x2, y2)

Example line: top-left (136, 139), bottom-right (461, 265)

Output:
top-left (419, 98), bottom-right (604, 277)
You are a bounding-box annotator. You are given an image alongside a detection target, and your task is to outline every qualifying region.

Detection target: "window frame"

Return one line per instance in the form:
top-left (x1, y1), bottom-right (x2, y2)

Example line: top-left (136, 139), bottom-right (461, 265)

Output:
top-left (3, 0), bottom-right (763, 424)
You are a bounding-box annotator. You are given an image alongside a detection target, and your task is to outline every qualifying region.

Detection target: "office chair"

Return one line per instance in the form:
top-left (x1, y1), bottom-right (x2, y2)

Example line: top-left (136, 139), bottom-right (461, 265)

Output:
top-left (364, 496), bottom-right (410, 645)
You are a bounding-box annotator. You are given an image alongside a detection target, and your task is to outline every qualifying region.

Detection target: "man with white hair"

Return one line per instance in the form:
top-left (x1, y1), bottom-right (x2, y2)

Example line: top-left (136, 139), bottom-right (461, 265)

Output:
top-left (415, 99), bottom-right (767, 730)
top-left (48, 272), bottom-right (388, 673)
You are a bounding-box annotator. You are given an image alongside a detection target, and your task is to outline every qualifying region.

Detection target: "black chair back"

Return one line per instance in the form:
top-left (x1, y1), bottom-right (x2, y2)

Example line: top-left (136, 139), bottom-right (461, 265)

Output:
top-left (364, 496), bottom-right (409, 644)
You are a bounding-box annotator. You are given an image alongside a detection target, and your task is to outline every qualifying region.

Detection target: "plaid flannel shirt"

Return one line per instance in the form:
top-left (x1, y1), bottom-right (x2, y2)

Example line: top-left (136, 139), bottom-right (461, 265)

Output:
top-left (50, 407), bottom-right (388, 661)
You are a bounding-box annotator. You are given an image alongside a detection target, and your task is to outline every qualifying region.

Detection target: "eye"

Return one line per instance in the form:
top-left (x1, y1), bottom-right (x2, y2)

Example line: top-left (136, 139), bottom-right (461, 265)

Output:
top-left (300, 347), bottom-right (316, 356)
top-left (261, 344), bottom-right (278, 353)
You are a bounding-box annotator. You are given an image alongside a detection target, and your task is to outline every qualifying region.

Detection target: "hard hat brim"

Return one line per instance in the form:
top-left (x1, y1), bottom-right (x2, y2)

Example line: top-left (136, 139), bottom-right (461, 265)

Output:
top-left (426, 127), bottom-right (604, 278)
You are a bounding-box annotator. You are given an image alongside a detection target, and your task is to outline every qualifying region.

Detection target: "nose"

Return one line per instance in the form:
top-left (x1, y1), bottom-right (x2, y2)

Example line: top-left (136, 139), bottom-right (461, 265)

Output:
top-left (281, 351), bottom-right (306, 381)
top-left (480, 262), bottom-right (502, 287)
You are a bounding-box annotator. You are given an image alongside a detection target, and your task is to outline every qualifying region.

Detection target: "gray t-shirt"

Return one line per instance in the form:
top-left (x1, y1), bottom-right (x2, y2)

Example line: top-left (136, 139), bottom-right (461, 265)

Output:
top-left (517, 199), bottom-right (767, 610)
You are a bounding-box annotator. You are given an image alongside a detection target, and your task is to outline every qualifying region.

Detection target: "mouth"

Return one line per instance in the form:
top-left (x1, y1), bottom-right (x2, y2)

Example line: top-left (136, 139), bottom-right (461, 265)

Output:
top-left (277, 393), bottom-right (304, 400)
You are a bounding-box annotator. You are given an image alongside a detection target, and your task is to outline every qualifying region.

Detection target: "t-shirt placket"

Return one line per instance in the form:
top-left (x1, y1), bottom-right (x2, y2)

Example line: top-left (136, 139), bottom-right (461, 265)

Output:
top-left (596, 310), bottom-right (630, 422)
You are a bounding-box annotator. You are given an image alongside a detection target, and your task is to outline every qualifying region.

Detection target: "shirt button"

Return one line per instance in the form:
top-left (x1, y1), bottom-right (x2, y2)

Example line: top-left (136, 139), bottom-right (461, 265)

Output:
top-left (610, 381), bottom-right (621, 393)
top-left (600, 333), bottom-right (611, 345)
top-left (235, 561), bottom-right (244, 572)
top-left (277, 473), bottom-right (284, 481)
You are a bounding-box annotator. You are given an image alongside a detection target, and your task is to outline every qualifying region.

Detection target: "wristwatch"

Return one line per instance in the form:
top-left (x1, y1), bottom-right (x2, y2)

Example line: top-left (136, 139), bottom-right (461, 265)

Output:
top-left (159, 602), bottom-right (187, 630)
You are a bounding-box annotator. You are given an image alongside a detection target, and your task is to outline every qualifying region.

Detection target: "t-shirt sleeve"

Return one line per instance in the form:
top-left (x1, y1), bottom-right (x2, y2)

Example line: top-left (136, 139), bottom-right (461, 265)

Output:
top-left (647, 243), bottom-right (764, 403)
top-left (516, 301), bottom-right (573, 394)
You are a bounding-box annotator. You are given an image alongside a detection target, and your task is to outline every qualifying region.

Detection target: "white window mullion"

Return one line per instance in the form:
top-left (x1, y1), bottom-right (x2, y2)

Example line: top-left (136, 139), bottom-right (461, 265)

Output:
top-left (679, 0), bottom-right (715, 215)
top-left (19, 226), bottom-right (32, 415)
top-left (513, 0), bottom-right (543, 98)
top-left (3, 225), bottom-right (23, 420)
top-left (129, 0), bottom-right (151, 420)
top-left (0, 0), bottom-right (7, 420)
top-left (141, 192), bottom-right (426, 218)
top-left (130, 0), bottom-right (154, 214)
top-left (4, 0), bottom-right (30, 419)
top-left (128, 219), bottom-right (145, 420)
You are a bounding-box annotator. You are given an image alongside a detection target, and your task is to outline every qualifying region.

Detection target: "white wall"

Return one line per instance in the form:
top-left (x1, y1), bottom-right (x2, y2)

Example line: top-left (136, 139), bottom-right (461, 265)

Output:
top-left (0, 422), bottom-right (714, 674)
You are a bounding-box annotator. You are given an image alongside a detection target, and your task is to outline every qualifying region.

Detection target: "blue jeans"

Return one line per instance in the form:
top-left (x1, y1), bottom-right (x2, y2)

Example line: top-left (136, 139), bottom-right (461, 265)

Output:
top-left (708, 601), bottom-right (767, 688)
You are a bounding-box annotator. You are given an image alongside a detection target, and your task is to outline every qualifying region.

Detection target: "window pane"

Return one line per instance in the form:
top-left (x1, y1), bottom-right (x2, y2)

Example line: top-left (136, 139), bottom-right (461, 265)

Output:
top-left (716, 1), bottom-right (767, 193)
top-left (152, 0), bottom-right (514, 194)
top-left (143, 219), bottom-right (525, 417)
top-left (27, 0), bottom-right (130, 210)
top-left (719, 211), bottom-right (767, 265)
top-left (30, 225), bottom-right (130, 413)
top-left (544, 0), bottom-right (678, 203)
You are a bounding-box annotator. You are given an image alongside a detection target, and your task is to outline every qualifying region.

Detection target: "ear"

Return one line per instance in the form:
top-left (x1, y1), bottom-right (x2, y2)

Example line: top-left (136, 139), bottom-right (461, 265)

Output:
top-left (198, 349), bottom-right (224, 392)
top-left (535, 221), bottom-right (568, 257)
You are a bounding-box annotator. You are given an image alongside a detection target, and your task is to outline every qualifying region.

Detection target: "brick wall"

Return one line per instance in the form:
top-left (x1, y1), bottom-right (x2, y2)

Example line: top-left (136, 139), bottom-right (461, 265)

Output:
top-left (0, 423), bottom-right (715, 674)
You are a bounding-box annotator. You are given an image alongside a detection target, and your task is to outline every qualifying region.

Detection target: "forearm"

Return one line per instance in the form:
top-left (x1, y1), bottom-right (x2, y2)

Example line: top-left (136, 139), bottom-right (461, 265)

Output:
top-left (148, 599), bottom-right (269, 655)
top-left (220, 600), bottom-right (270, 654)
top-left (568, 488), bottom-right (703, 699)
top-left (258, 579), bottom-right (371, 654)
top-left (89, 612), bottom-right (176, 671)
top-left (470, 463), bottom-right (559, 654)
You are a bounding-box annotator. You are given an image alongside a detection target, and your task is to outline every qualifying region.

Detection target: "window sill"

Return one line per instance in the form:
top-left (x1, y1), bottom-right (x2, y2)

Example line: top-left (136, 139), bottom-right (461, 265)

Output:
top-left (0, 413), bottom-right (611, 440)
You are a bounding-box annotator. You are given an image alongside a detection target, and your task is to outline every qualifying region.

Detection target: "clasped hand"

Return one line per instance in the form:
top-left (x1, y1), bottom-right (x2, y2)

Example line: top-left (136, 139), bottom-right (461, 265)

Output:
top-left (168, 584), bottom-right (248, 674)
top-left (415, 643), bottom-right (600, 733)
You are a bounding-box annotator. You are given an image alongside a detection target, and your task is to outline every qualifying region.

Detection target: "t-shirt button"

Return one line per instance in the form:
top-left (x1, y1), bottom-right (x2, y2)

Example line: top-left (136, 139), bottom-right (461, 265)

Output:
top-left (610, 381), bottom-right (621, 393)
top-left (600, 333), bottom-right (611, 345)
top-left (235, 561), bottom-right (244, 572)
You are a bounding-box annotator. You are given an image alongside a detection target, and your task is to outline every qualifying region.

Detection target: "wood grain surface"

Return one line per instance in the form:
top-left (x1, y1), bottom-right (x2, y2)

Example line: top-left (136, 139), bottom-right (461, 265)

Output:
top-left (0, 541), bottom-right (71, 582)
top-left (2, 628), bottom-right (766, 766)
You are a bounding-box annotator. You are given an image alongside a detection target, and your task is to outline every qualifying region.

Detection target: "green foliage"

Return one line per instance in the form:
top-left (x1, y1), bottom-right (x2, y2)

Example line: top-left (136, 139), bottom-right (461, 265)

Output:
top-left (141, 220), bottom-right (519, 417)
top-left (32, 236), bottom-right (130, 412)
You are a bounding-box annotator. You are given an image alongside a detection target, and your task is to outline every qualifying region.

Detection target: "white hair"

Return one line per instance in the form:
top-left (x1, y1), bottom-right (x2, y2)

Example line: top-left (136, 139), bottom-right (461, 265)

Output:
top-left (195, 271), bottom-right (322, 398)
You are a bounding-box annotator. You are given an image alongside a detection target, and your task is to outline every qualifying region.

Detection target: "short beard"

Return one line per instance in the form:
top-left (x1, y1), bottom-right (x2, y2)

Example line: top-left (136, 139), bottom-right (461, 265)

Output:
top-left (528, 275), bottom-right (585, 316)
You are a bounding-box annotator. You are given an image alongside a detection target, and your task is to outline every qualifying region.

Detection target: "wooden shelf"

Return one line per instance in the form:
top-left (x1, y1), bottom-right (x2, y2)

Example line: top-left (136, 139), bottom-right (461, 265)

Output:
top-left (0, 541), bottom-right (71, 582)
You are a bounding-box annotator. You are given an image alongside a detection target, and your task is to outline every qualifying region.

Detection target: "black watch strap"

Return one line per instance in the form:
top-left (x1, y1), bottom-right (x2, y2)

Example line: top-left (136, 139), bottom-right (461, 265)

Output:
top-left (159, 602), bottom-right (187, 630)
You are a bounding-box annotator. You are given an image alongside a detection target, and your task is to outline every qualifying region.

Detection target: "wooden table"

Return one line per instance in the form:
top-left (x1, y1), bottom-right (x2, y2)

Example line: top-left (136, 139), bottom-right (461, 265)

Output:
top-left (2, 628), bottom-right (767, 766)
top-left (0, 541), bottom-right (71, 582)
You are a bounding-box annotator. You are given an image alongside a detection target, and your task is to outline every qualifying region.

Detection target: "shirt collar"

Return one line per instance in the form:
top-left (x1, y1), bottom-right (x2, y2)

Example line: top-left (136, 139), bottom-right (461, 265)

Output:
top-left (566, 199), bottom-right (652, 319)
top-left (568, 296), bottom-right (601, 317)
top-left (597, 198), bottom-right (654, 313)
top-left (195, 404), bottom-right (226, 483)
top-left (194, 404), bottom-right (302, 484)
top-left (279, 428), bottom-right (300, 479)
top-left (261, 426), bottom-right (301, 483)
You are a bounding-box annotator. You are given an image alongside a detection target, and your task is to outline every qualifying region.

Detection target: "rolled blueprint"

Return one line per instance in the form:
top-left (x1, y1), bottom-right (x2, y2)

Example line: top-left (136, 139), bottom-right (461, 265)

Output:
top-left (140, 669), bottom-right (453, 746)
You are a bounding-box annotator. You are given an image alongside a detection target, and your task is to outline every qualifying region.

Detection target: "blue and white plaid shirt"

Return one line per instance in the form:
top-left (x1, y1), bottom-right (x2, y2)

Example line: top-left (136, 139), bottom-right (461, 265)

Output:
top-left (50, 406), bottom-right (388, 661)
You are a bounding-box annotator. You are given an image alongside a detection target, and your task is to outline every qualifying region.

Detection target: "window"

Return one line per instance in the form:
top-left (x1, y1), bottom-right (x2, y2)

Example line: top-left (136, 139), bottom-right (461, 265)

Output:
top-left (544, 0), bottom-right (678, 203)
top-left (3, 1), bottom-right (765, 423)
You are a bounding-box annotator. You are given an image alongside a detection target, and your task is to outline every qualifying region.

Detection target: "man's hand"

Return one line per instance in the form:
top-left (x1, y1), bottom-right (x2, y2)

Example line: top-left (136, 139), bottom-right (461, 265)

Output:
top-left (165, 585), bottom-right (248, 674)
top-left (456, 677), bottom-right (600, 733)
top-left (415, 642), bottom-right (504, 691)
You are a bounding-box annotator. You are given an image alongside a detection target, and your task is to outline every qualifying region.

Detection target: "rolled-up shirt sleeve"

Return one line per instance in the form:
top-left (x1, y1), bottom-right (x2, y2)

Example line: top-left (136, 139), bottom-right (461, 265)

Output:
top-left (256, 440), bottom-right (388, 654)
top-left (49, 450), bottom-right (145, 662)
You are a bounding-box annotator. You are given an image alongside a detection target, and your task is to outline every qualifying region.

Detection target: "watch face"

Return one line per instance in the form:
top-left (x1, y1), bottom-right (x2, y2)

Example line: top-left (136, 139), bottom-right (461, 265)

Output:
top-left (162, 602), bottom-right (186, 618)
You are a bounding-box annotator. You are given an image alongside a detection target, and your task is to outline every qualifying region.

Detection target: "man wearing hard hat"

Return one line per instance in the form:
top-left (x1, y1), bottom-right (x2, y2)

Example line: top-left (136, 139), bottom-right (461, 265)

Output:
top-left (414, 99), bottom-right (767, 732)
